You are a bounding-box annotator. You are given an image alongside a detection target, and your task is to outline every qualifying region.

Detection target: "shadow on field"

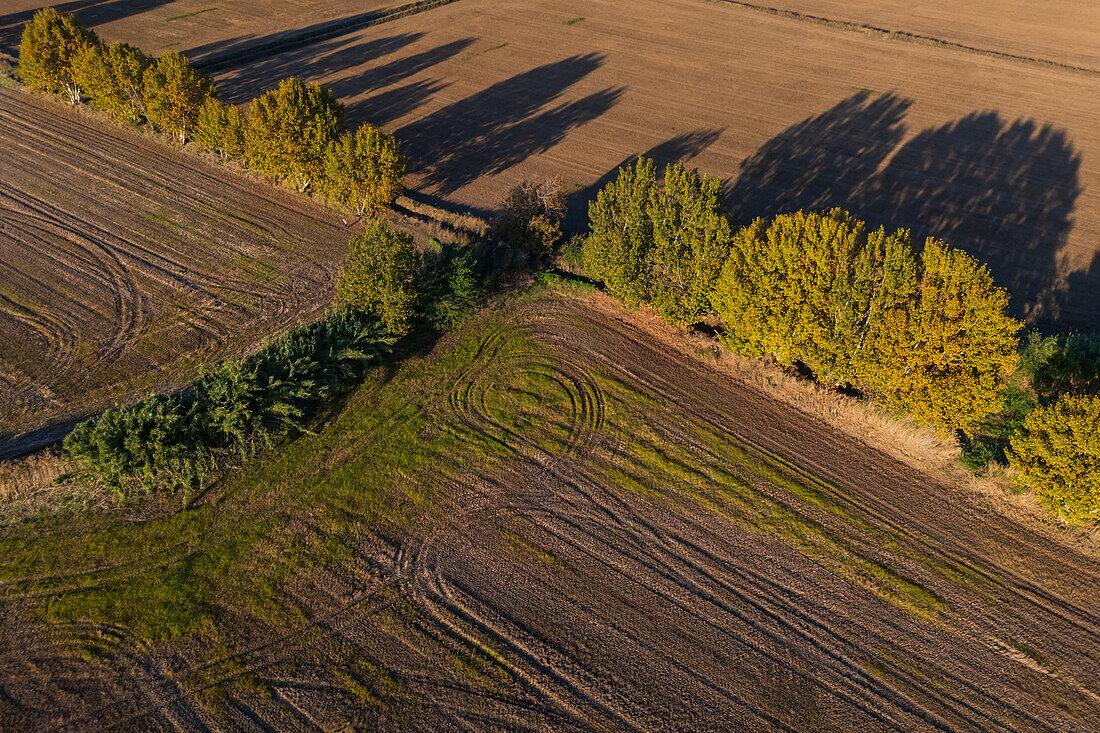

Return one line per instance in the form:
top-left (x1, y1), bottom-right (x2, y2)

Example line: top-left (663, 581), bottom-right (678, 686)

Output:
top-left (564, 127), bottom-right (726, 229)
top-left (204, 32), bottom-right (430, 104)
top-left (725, 92), bottom-right (1086, 332)
top-left (0, 0), bottom-right (172, 52)
top-left (397, 53), bottom-right (625, 195)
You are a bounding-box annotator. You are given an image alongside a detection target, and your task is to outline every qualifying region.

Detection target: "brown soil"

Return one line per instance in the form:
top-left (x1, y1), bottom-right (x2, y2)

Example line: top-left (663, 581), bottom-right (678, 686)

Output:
top-left (0, 86), bottom-right (350, 439)
top-left (723, 0), bottom-right (1100, 71)
top-left (0, 291), bottom-right (1097, 731)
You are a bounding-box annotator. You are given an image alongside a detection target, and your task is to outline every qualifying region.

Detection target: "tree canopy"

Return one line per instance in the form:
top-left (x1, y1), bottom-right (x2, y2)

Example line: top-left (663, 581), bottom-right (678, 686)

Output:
top-left (19, 8), bottom-right (100, 103)
top-left (861, 240), bottom-right (1020, 435)
top-left (337, 221), bottom-right (419, 336)
top-left (246, 78), bottom-right (345, 191)
top-left (142, 51), bottom-right (214, 142)
top-left (319, 123), bottom-right (406, 216)
top-left (1008, 395), bottom-right (1100, 524)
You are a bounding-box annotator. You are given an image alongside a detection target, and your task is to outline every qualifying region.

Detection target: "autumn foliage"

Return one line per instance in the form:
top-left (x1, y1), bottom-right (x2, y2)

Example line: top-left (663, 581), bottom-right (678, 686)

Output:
top-left (19, 11), bottom-right (405, 214)
top-left (586, 158), bottom-right (1022, 437)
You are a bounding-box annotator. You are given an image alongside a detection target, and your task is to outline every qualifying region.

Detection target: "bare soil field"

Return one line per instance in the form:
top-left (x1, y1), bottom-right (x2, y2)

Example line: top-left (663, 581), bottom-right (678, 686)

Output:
top-left (0, 287), bottom-right (1096, 730)
top-left (726, 0), bottom-right (1100, 71)
top-left (0, 0), bottom-right (402, 57)
top-left (0, 87), bottom-right (350, 442)
top-left (192, 0), bottom-right (1098, 333)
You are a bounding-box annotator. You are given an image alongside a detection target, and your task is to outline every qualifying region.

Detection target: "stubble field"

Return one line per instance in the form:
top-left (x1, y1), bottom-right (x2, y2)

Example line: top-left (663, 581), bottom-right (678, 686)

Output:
top-left (0, 87), bottom-right (349, 444)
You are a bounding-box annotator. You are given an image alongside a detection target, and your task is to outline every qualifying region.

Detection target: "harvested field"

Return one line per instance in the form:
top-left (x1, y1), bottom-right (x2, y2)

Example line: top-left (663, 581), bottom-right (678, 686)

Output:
top-left (0, 286), bottom-right (1096, 730)
top-left (190, 0), bottom-right (1097, 333)
top-left (724, 0), bottom-right (1100, 71)
top-left (0, 87), bottom-right (350, 442)
top-left (0, 0), bottom-right (403, 56)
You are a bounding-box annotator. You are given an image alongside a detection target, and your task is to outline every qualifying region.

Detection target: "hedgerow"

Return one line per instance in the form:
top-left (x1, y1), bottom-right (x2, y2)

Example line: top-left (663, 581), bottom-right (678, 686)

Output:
top-left (64, 309), bottom-right (393, 498)
top-left (19, 10), bottom-right (405, 211)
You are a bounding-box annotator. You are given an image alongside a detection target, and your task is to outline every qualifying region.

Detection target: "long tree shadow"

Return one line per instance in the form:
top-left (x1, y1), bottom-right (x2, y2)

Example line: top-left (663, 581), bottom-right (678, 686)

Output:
top-left (725, 91), bottom-right (910, 223)
top-left (0, 0), bottom-right (173, 53)
top-left (205, 32), bottom-right (427, 104)
top-left (397, 53), bottom-right (624, 195)
top-left (348, 78), bottom-right (452, 127)
top-left (726, 92), bottom-right (1087, 331)
top-left (856, 113), bottom-right (1082, 327)
top-left (564, 127), bottom-right (725, 230)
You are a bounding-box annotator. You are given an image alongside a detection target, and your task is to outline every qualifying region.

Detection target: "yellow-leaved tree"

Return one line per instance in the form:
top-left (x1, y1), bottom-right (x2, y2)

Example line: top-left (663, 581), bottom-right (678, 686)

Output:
top-left (319, 123), bottom-right (406, 216)
top-left (193, 98), bottom-right (247, 160)
top-left (337, 221), bottom-right (418, 336)
top-left (72, 42), bottom-right (151, 124)
top-left (861, 240), bottom-right (1020, 435)
top-left (711, 210), bottom-right (916, 383)
top-left (245, 77), bottom-right (345, 192)
top-left (19, 8), bottom-right (99, 104)
top-left (142, 51), bottom-right (214, 142)
top-left (648, 163), bottom-right (732, 325)
top-left (1008, 395), bottom-right (1100, 524)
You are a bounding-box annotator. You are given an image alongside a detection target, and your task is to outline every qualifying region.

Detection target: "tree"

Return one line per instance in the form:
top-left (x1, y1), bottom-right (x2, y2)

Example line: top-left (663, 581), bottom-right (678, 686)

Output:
top-left (648, 163), bottom-right (732, 325)
top-left (142, 51), bottom-right (214, 142)
top-left (319, 123), bottom-right (405, 216)
top-left (711, 210), bottom-right (916, 382)
top-left (337, 221), bottom-right (418, 335)
top-left (72, 42), bottom-right (151, 123)
top-left (861, 240), bottom-right (1021, 435)
top-left (488, 178), bottom-right (566, 258)
top-left (583, 157), bottom-right (657, 308)
top-left (19, 8), bottom-right (99, 104)
top-left (193, 98), bottom-right (247, 160)
top-left (246, 77), bottom-right (345, 192)
top-left (1008, 395), bottom-right (1100, 524)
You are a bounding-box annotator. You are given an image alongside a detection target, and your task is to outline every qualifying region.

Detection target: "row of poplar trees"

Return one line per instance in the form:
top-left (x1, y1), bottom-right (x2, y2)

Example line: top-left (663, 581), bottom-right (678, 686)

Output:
top-left (583, 158), bottom-right (1098, 524)
top-left (19, 9), bottom-right (405, 216)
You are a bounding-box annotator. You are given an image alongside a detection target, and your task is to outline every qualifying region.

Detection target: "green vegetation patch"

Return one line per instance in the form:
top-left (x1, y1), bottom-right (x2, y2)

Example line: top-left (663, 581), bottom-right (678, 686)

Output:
top-left (563, 17), bottom-right (585, 26)
top-left (166, 8), bottom-right (217, 22)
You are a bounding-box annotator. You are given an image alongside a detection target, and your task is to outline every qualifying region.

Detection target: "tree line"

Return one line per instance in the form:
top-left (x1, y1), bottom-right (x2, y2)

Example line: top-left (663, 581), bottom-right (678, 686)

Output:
top-left (583, 158), bottom-right (1099, 524)
top-left (19, 8), bottom-right (405, 215)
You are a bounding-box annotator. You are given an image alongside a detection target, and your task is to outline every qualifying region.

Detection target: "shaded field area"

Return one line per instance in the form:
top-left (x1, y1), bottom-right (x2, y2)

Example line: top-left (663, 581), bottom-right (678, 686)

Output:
top-left (0, 88), bottom-right (350, 439)
top-left (1, 289), bottom-right (1097, 730)
top-left (194, 0), bottom-right (1099, 333)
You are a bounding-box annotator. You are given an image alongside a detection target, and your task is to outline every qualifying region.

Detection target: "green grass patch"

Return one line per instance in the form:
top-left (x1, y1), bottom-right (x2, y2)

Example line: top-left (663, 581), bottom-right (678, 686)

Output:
top-left (563, 17), bottom-right (585, 26)
top-left (166, 8), bottom-right (217, 21)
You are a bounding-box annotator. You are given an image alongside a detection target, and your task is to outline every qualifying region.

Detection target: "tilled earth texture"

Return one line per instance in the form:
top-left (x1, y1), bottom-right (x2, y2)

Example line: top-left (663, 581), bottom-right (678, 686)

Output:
top-left (0, 88), bottom-right (349, 439)
top-left (1, 290), bottom-right (1096, 731)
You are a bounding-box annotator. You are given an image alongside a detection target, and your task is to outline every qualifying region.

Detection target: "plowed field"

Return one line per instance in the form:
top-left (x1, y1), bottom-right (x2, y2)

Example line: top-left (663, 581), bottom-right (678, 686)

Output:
top-left (0, 88), bottom-right (349, 441)
top-left (0, 288), bottom-right (1096, 730)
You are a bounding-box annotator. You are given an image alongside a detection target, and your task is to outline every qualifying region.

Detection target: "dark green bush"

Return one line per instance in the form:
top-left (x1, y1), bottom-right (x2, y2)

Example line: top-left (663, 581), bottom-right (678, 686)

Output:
top-left (64, 308), bottom-right (392, 498)
top-left (418, 242), bottom-right (486, 331)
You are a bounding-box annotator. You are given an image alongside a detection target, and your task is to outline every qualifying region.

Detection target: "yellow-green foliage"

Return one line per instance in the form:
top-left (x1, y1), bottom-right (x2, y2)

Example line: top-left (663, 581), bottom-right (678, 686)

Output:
top-left (1008, 395), bottom-right (1100, 524)
top-left (72, 42), bottom-right (151, 124)
top-left (712, 210), bottom-right (916, 383)
top-left (142, 51), bottom-right (214, 142)
top-left (319, 123), bottom-right (406, 216)
top-left (338, 221), bottom-right (418, 336)
top-left (19, 8), bottom-right (99, 103)
top-left (583, 157), bottom-right (657, 308)
top-left (863, 240), bottom-right (1020, 436)
top-left (193, 97), bottom-right (247, 160)
top-left (648, 163), bottom-right (732, 324)
top-left (245, 77), bottom-right (344, 192)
